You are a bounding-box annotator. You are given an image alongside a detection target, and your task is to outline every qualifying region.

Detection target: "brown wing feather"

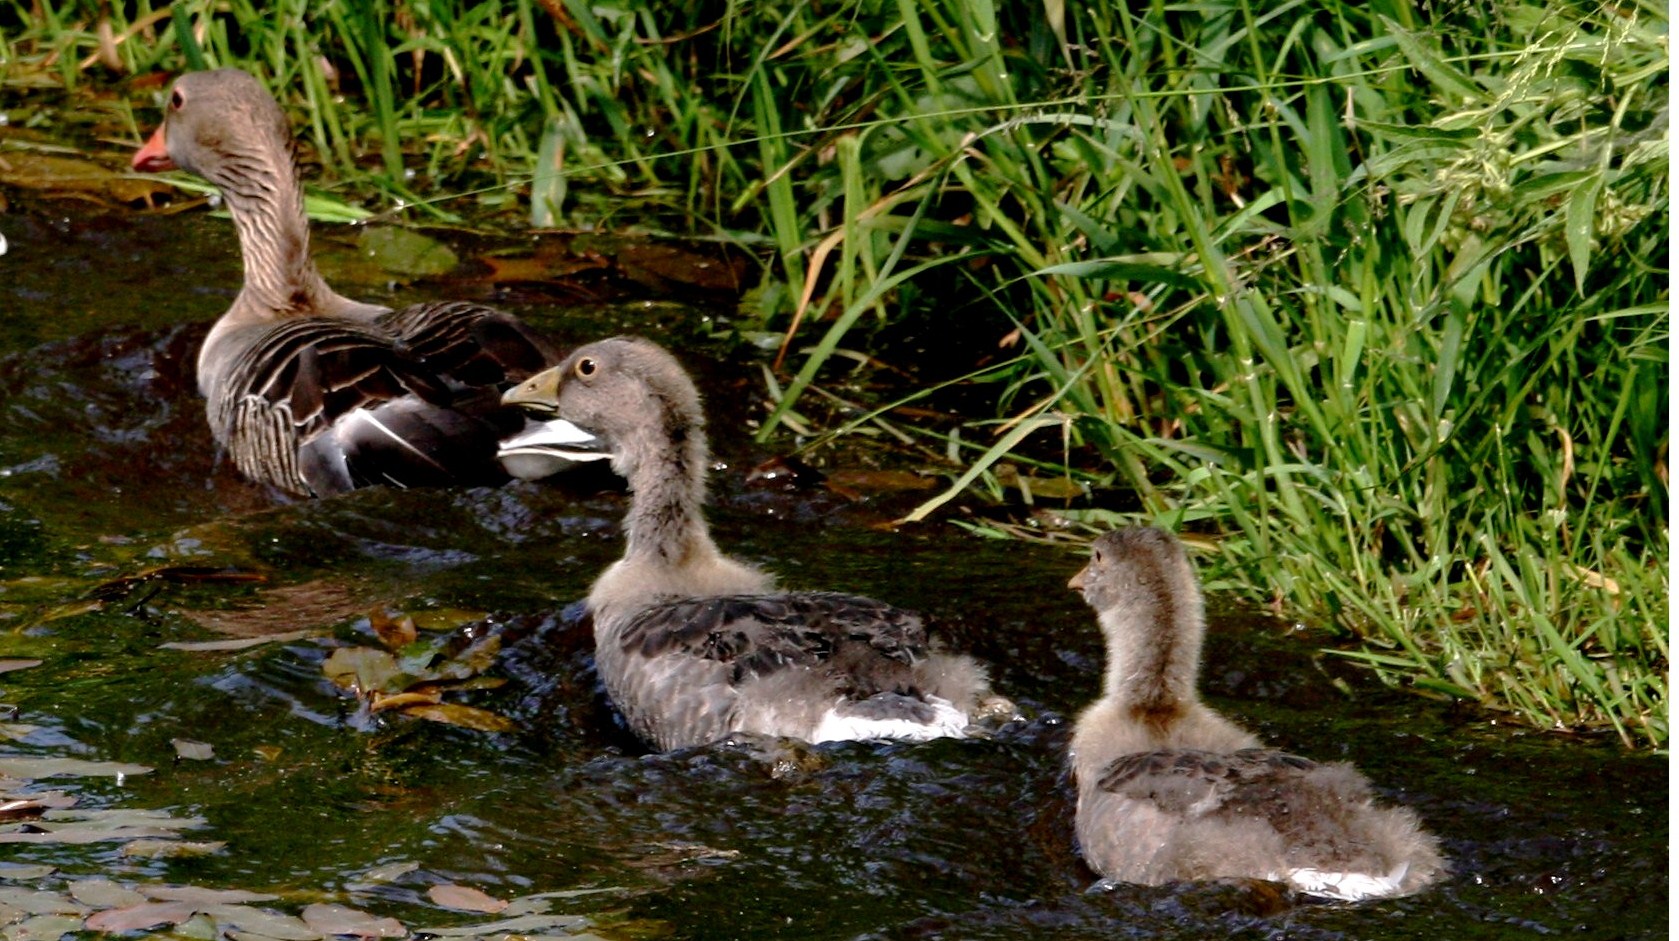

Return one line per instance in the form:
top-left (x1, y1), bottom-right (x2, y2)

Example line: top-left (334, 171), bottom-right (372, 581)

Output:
top-left (617, 591), bottom-right (933, 687)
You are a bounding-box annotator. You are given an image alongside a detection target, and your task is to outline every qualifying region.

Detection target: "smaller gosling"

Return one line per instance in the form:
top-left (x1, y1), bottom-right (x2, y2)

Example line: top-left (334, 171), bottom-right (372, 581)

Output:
top-left (1067, 527), bottom-right (1445, 901)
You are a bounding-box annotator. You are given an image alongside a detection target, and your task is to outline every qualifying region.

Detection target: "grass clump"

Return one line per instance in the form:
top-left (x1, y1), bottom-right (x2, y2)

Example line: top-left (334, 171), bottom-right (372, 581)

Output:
top-left (0, 0), bottom-right (1666, 746)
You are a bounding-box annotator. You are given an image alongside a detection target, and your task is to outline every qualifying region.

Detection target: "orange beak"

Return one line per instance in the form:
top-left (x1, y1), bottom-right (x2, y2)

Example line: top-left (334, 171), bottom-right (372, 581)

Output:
top-left (132, 124), bottom-right (175, 172)
top-left (1068, 565), bottom-right (1088, 592)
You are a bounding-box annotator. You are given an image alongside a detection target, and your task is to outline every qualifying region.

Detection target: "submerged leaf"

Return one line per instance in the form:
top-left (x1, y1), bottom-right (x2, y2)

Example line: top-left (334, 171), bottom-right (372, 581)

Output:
top-left (426, 884), bottom-right (507, 914)
top-left (200, 905), bottom-right (319, 940)
top-left (299, 903), bottom-right (404, 939)
top-left (118, 840), bottom-right (225, 858)
top-left (399, 703), bottom-right (515, 733)
top-left (66, 880), bottom-right (145, 910)
top-left (171, 739), bottom-right (215, 761)
top-left (0, 759), bottom-right (151, 780)
top-left (161, 631), bottom-right (317, 653)
top-left (143, 887), bottom-right (276, 906)
top-left (5, 912), bottom-right (84, 941)
top-left (84, 900), bottom-right (197, 932)
top-left (359, 227), bottom-right (459, 278)
top-left (414, 913), bottom-right (588, 937)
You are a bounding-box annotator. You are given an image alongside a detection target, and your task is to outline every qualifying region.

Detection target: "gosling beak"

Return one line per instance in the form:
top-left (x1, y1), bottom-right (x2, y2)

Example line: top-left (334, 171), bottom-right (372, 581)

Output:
top-left (132, 124), bottom-right (175, 173)
top-left (501, 366), bottom-right (563, 415)
top-left (1068, 565), bottom-right (1088, 592)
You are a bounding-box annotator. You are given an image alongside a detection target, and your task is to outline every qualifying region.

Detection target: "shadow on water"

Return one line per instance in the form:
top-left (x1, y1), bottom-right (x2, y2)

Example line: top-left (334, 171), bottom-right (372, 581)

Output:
top-left (0, 198), bottom-right (1666, 940)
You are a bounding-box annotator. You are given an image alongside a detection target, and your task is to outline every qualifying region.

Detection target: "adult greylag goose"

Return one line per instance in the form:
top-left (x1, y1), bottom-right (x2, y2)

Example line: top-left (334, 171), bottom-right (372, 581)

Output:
top-left (1067, 527), bottom-right (1445, 901)
top-left (500, 336), bottom-right (1012, 751)
top-left (132, 68), bottom-right (596, 496)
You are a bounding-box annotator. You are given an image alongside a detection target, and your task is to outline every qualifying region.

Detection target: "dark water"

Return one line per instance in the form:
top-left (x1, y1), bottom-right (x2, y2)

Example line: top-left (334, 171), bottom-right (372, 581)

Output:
top-left (0, 199), bottom-right (1666, 940)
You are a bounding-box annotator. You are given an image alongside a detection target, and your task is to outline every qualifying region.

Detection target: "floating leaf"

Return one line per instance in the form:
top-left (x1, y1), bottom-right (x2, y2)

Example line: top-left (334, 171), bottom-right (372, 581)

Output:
top-left (368, 609), bottom-right (417, 650)
top-left (498, 888), bottom-right (620, 918)
top-left (66, 880), bottom-right (145, 909)
top-left (170, 912), bottom-right (220, 941)
top-left (161, 631), bottom-right (316, 653)
top-left (171, 739), bottom-right (215, 761)
top-left (353, 862), bottom-right (420, 885)
top-left (0, 759), bottom-right (151, 780)
top-left (427, 885), bottom-right (507, 914)
top-left (399, 704), bottom-right (514, 733)
top-left (0, 865), bottom-right (55, 882)
top-left (0, 661), bottom-right (41, 676)
top-left (0, 725), bottom-right (40, 742)
top-left (84, 900), bottom-right (197, 933)
top-left (0, 888), bottom-right (84, 917)
top-left (118, 840), bottom-right (225, 858)
top-left (200, 905), bottom-right (319, 940)
top-left (323, 648), bottom-right (402, 695)
top-left (368, 691), bottom-right (441, 715)
top-left (143, 887), bottom-right (276, 906)
top-left (299, 904), bottom-right (404, 939)
top-left (5, 912), bottom-right (84, 941)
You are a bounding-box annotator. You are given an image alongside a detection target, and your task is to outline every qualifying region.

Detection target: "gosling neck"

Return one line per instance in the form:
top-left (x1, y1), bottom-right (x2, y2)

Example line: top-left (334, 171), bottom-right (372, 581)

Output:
top-left (617, 408), bottom-right (717, 569)
top-left (1096, 589), bottom-right (1204, 722)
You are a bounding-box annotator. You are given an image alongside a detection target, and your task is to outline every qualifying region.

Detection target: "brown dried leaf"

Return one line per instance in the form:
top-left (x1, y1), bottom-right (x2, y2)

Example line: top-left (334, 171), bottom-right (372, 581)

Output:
top-left (399, 703), bottom-right (515, 734)
top-left (368, 691), bottom-right (442, 715)
top-left (368, 609), bottom-right (418, 650)
top-left (426, 884), bottom-right (507, 914)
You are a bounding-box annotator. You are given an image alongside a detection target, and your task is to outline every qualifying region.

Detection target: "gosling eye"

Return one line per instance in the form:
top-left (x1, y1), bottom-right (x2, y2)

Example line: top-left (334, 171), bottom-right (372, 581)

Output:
top-left (170, 89), bottom-right (185, 110)
top-left (574, 357), bottom-right (598, 380)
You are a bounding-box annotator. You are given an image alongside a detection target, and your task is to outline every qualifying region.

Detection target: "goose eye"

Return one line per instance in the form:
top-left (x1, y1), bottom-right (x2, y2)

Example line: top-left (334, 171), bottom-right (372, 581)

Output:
top-left (574, 357), bottom-right (598, 379)
top-left (169, 89), bottom-right (184, 110)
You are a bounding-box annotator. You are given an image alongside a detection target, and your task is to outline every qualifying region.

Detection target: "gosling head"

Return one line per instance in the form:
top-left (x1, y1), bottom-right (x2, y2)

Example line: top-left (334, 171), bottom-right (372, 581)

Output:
top-left (502, 336), bottom-right (704, 483)
top-left (133, 69), bottom-right (293, 183)
top-left (1068, 526), bottom-right (1193, 615)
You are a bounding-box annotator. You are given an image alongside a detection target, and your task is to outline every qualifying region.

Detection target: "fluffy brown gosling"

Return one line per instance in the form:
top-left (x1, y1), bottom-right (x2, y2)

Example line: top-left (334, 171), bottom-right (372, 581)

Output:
top-left (1067, 526), bottom-right (1446, 901)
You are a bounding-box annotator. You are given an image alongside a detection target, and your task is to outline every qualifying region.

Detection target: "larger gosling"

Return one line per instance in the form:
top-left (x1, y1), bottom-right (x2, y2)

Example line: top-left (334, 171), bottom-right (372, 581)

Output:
top-left (502, 336), bottom-right (1011, 751)
top-left (1067, 527), bottom-right (1445, 901)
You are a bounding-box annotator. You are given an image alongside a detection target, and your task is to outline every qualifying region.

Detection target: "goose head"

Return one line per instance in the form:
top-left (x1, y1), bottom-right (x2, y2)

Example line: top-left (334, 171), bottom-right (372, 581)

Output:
top-left (132, 69), bottom-right (293, 187)
top-left (501, 336), bottom-right (703, 486)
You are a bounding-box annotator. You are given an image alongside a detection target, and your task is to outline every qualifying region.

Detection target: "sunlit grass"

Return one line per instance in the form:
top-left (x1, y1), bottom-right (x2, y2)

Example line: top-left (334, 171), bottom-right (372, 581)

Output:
top-left (1, 0), bottom-right (1666, 746)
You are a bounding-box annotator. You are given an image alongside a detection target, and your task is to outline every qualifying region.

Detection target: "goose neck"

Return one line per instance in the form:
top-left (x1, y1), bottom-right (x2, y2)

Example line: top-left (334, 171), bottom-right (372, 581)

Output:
top-left (213, 147), bottom-right (332, 320)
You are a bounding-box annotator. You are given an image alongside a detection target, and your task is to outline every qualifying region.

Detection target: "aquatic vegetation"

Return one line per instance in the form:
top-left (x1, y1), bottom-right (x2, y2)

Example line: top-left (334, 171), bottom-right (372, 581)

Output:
top-left (0, 0), bottom-right (1664, 746)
